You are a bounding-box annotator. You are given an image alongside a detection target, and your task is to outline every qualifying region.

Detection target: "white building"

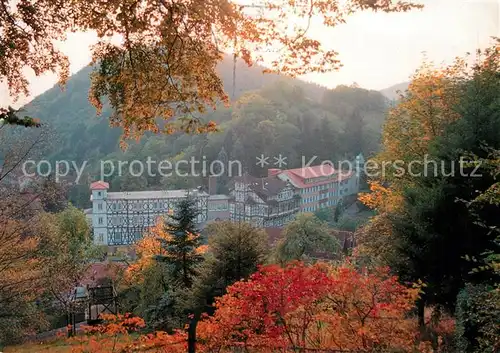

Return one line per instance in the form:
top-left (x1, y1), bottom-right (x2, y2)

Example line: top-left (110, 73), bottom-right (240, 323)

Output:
top-left (272, 155), bottom-right (363, 213)
top-left (89, 181), bottom-right (209, 246)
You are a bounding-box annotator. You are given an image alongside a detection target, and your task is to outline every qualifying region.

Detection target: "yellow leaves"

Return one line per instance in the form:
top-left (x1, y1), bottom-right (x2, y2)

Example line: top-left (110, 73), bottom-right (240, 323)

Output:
top-left (126, 217), bottom-right (207, 283)
top-left (126, 219), bottom-right (170, 284)
top-left (196, 244), bottom-right (209, 255)
top-left (381, 59), bottom-right (465, 166)
top-left (358, 181), bottom-right (402, 213)
top-left (2, 0), bottom-right (422, 141)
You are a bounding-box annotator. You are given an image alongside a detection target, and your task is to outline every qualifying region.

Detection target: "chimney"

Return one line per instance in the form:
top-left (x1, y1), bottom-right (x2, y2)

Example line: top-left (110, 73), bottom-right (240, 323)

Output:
top-left (208, 176), bottom-right (217, 195)
top-left (268, 168), bottom-right (281, 177)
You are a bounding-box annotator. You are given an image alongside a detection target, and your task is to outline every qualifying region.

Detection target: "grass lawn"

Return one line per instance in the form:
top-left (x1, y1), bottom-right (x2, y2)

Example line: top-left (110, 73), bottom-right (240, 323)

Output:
top-left (4, 339), bottom-right (75, 352)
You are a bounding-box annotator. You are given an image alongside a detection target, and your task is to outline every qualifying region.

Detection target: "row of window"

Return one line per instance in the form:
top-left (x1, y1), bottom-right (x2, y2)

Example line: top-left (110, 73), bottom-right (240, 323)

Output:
top-left (301, 183), bottom-right (336, 193)
top-left (303, 192), bottom-right (338, 203)
top-left (277, 190), bottom-right (294, 200)
top-left (208, 203), bottom-right (229, 211)
top-left (304, 176), bottom-right (332, 184)
top-left (97, 201), bottom-right (205, 212)
top-left (303, 199), bottom-right (338, 212)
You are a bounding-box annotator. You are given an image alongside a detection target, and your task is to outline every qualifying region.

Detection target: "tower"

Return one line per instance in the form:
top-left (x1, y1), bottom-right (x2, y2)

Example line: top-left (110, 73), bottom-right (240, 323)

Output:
top-left (90, 181), bottom-right (109, 245)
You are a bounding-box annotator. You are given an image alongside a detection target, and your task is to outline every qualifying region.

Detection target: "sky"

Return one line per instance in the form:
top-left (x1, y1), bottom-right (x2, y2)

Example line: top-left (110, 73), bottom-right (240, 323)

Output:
top-left (1, 0), bottom-right (499, 108)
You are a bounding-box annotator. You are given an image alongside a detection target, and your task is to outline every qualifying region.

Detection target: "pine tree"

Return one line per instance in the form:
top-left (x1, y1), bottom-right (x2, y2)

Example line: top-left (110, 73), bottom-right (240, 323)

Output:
top-left (192, 221), bottom-right (269, 313)
top-left (157, 196), bottom-right (203, 289)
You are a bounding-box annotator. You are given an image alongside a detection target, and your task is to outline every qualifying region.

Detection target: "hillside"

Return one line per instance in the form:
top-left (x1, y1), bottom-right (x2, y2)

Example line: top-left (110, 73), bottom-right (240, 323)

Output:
top-left (23, 56), bottom-right (327, 162)
top-left (21, 57), bottom-right (389, 207)
top-left (380, 81), bottom-right (409, 101)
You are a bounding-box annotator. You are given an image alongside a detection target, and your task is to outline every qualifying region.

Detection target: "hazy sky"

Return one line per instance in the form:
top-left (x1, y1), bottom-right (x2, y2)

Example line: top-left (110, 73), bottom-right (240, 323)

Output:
top-left (1, 0), bottom-right (498, 107)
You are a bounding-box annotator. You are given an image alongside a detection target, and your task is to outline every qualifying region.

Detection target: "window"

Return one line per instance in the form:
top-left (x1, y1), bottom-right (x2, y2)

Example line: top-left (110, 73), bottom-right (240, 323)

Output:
top-left (97, 233), bottom-right (104, 242)
top-left (98, 217), bottom-right (103, 225)
top-left (98, 191), bottom-right (102, 197)
top-left (98, 203), bottom-right (103, 211)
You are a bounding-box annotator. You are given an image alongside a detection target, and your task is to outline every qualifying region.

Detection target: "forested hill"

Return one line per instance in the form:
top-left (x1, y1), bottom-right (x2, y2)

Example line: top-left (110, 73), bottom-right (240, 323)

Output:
top-left (380, 82), bottom-right (409, 101)
top-left (22, 56), bottom-right (389, 206)
top-left (23, 55), bottom-right (327, 162)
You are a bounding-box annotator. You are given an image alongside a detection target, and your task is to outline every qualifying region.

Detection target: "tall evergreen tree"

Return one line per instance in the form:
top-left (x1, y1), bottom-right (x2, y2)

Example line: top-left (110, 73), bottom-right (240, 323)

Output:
top-left (193, 221), bottom-right (269, 312)
top-left (157, 196), bottom-right (203, 289)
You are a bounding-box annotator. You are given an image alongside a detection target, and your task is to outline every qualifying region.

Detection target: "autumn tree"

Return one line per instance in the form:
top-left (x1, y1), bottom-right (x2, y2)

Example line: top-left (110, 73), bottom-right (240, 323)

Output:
top-left (0, 193), bottom-right (45, 345)
top-left (274, 213), bottom-right (339, 263)
top-left (453, 148), bottom-right (500, 353)
top-left (124, 201), bottom-right (206, 336)
top-left (394, 45), bottom-right (500, 322)
top-left (125, 219), bottom-right (184, 331)
top-left (0, 125), bottom-right (55, 345)
top-left (197, 261), bottom-right (427, 352)
top-left (0, 0), bottom-right (421, 137)
top-left (357, 42), bottom-right (500, 334)
top-left (36, 205), bottom-right (102, 321)
top-left (356, 52), bottom-right (480, 267)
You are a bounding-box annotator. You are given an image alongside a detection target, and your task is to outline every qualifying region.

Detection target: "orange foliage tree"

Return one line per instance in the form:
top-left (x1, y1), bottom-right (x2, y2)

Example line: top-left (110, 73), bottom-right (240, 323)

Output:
top-left (197, 261), bottom-right (426, 352)
top-left (1, 0), bottom-right (421, 136)
top-left (355, 56), bottom-right (471, 266)
top-left (126, 216), bottom-right (207, 285)
top-left (69, 313), bottom-right (187, 353)
top-left (126, 217), bottom-right (171, 285)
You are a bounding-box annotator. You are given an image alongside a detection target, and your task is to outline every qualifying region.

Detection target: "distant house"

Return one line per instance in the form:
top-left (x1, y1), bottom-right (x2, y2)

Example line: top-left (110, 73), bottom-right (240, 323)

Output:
top-left (227, 158), bottom-right (363, 228)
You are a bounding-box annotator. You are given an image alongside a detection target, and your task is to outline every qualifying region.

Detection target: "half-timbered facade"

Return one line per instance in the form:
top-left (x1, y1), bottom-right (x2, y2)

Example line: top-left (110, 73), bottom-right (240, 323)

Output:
top-left (90, 181), bottom-right (209, 246)
top-left (229, 174), bottom-right (301, 227)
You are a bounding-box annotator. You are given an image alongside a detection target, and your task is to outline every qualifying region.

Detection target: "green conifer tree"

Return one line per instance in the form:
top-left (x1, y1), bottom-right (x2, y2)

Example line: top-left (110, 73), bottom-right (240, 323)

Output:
top-left (157, 196), bottom-right (203, 289)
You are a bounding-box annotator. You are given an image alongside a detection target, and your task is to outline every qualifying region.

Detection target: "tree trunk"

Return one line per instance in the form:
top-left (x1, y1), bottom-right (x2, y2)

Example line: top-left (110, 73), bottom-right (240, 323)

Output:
top-left (417, 300), bottom-right (425, 330)
top-left (188, 315), bottom-right (197, 353)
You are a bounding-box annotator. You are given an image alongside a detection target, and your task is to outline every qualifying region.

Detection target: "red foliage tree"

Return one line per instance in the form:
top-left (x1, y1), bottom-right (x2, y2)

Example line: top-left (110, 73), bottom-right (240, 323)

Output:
top-left (197, 261), bottom-right (426, 352)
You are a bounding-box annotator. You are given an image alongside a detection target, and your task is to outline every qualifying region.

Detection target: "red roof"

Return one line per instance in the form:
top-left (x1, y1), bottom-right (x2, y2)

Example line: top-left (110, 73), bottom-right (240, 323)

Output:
top-left (280, 165), bottom-right (353, 189)
top-left (287, 164), bottom-right (337, 179)
top-left (90, 181), bottom-right (109, 190)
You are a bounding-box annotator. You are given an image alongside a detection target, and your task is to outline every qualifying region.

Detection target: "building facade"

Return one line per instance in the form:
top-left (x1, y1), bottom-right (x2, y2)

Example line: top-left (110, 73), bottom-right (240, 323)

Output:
top-left (90, 181), bottom-right (210, 246)
top-left (228, 174), bottom-right (301, 227)
top-left (207, 194), bottom-right (230, 222)
top-left (89, 156), bottom-right (364, 245)
top-left (275, 162), bottom-right (360, 213)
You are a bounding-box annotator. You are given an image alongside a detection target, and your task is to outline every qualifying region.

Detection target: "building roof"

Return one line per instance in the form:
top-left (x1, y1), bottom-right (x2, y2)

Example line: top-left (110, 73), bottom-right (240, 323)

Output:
top-left (232, 173), bottom-right (289, 200)
top-left (286, 163), bottom-right (337, 179)
top-left (90, 181), bottom-right (110, 190)
top-left (106, 189), bottom-right (209, 200)
top-left (208, 194), bottom-right (230, 201)
top-left (280, 165), bottom-right (354, 189)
